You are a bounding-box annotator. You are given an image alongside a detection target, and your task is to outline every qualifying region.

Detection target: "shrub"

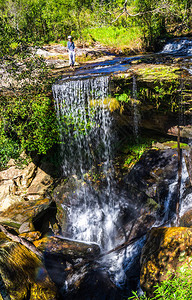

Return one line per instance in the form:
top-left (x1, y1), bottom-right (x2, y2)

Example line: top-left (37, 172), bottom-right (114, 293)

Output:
top-left (129, 263), bottom-right (192, 300)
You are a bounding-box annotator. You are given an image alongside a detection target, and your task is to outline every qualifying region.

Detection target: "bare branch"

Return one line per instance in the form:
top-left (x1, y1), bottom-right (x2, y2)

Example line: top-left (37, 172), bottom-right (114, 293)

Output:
top-left (0, 224), bottom-right (43, 258)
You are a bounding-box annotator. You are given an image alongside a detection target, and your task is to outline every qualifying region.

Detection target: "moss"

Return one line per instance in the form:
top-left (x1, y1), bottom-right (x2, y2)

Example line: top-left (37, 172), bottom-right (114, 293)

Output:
top-left (0, 240), bottom-right (57, 299)
top-left (146, 198), bottom-right (160, 210)
top-left (153, 141), bottom-right (190, 150)
top-left (90, 97), bottom-right (121, 112)
top-left (136, 65), bottom-right (181, 81)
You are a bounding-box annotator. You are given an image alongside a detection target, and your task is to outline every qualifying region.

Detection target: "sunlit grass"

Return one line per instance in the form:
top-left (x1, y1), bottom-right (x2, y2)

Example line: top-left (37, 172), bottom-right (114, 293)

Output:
top-left (82, 26), bottom-right (143, 51)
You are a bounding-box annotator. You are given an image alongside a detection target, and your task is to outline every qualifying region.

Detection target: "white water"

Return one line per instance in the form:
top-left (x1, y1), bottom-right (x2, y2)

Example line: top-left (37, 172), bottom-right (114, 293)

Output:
top-left (180, 154), bottom-right (192, 217)
top-left (52, 75), bottom-right (118, 249)
top-left (52, 74), bottom-right (146, 289)
top-left (161, 38), bottom-right (192, 56)
top-left (53, 76), bottom-right (113, 177)
top-left (163, 157), bottom-right (188, 224)
top-left (132, 76), bottom-right (140, 138)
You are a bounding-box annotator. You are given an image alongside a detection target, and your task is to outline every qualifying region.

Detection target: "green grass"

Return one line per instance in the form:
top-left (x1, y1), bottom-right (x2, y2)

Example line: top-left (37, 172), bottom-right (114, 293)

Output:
top-left (129, 262), bottom-right (192, 300)
top-left (82, 26), bottom-right (143, 51)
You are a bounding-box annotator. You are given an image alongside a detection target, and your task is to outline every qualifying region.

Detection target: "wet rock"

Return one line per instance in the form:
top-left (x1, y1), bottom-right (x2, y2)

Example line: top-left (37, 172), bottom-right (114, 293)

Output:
top-left (0, 198), bottom-right (59, 235)
top-left (140, 227), bottom-right (192, 296)
top-left (0, 232), bottom-right (58, 299)
top-left (123, 148), bottom-right (179, 220)
top-left (180, 209), bottom-right (192, 227)
top-left (34, 236), bottom-right (100, 259)
top-left (19, 231), bottom-right (42, 241)
top-left (53, 176), bottom-right (81, 233)
top-left (63, 268), bottom-right (120, 300)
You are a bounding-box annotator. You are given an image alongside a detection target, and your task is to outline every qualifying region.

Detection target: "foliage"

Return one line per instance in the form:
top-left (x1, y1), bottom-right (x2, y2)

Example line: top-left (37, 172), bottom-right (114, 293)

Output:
top-left (122, 136), bottom-right (155, 169)
top-left (116, 92), bottom-right (131, 103)
top-left (137, 79), bottom-right (180, 111)
top-left (128, 262), bottom-right (192, 299)
top-left (0, 94), bottom-right (59, 156)
top-left (0, 121), bottom-right (21, 168)
top-left (0, 0), bottom-right (191, 50)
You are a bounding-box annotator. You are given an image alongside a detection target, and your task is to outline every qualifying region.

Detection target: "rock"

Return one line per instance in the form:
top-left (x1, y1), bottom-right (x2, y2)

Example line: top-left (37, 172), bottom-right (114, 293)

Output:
top-left (168, 125), bottom-right (192, 139)
top-left (26, 167), bottom-right (53, 200)
top-left (0, 161), bottom-right (54, 210)
top-left (53, 177), bottom-right (81, 233)
top-left (34, 236), bottom-right (100, 259)
top-left (62, 268), bottom-right (120, 300)
top-left (36, 48), bottom-right (60, 58)
top-left (19, 231), bottom-right (42, 241)
top-left (180, 209), bottom-right (192, 227)
top-left (140, 227), bottom-right (192, 296)
top-left (0, 233), bottom-right (58, 299)
top-left (7, 158), bottom-right (16, 167)
top-left (123, 148), bottom-right (179, 221)
top-left (0, 198), bottom-right (59, 235)
top-left (19, 220), bottom-right (35, 234)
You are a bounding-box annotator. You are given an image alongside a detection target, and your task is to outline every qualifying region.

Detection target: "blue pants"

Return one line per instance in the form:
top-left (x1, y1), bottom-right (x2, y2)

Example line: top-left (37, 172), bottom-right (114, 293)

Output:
top-left (69, 50), bottom-right (75, 66)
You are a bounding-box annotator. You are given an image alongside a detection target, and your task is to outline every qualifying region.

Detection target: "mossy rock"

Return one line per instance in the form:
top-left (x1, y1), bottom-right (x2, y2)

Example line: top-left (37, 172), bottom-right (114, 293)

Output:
top-left (0, 198), bottom-right (58, 235)
top-left (0, 234), bottom-right (58, 299)
top-left (136, 65), bottom-right (181, 81)
top-left (180, 209), bottom-right (192, 227)
top-left (152, 141), bottom-right (189, 151)
top-left (140, 227), bottom-right (192, 297)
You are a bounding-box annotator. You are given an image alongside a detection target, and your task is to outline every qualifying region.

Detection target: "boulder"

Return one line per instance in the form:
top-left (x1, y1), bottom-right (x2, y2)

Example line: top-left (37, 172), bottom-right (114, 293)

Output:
top-left (140, 227), bottom-right (192, 296)
top-left (19, 231), bottom-right (42, 241)
top-left (0, 198), bottom-right (59, 235)
top-left (53, 176), bottom-right (81, 233)
top-left (0, 232), bottom-right (58, 300)
top-left (0, 161), bottom-right (54, 211)
top-left (180, 209), bottom-right (192, 227)
top-left (34, 236), bottom-right (100, 259)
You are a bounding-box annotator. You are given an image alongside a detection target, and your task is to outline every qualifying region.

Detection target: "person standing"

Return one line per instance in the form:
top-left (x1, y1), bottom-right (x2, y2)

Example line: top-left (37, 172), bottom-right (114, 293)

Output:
top-left (67, 36), bottom-right (75, 69)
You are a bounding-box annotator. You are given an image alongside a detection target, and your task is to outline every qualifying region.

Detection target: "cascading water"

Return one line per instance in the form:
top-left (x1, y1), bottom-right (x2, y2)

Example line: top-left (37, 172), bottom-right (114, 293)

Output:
top-left (52, 74), bottom-right (146, 292)
top-left (53, 75), bottom-right (112, 177)
top-left (52, 75), bottom-right (118, 249)
top-left (132, 76), bottom-right (140, 138)
top-left (161, 38), bottom-right (192, 56)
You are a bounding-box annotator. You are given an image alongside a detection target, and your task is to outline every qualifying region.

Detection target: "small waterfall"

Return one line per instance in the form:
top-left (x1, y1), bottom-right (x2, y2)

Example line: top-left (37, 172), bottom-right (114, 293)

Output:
top-left (132, 75), bottom-right (140, 138)
top-left (163, 157), bottom-right (188, 224)
top-left (161, 38), bottom-right (192, 56)
top-left (179, 154), bottom-right (192, 217)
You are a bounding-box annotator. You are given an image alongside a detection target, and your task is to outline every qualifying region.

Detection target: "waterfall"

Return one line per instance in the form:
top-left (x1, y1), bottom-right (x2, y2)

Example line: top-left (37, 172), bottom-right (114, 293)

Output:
top-left (132, 75), bottom-right (140, 138)
top-left (163, 157), bottom-right (188, 224)
top-left (53, 75), bottom-right (113, 177)
top-left (161, 38), bottom-right (192, 56)
top-left (52, 75), bottom-right (117, 249)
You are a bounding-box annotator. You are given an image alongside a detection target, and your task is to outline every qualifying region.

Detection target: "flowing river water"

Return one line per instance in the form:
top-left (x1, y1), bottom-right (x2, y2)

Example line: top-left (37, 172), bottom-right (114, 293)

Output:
top-left (52, 38), bottom-right (192, 298)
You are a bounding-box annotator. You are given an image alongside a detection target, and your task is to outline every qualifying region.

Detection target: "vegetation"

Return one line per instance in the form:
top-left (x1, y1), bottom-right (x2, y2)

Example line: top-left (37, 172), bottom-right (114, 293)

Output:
top-left (0, 0), bottom-right (191, 169)
top-left (121, 136), bottom-right (156, 169)
top-left (129, 262), bottom-right (192, 299)
top-left (0, 0), bottom-right (191, 50)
